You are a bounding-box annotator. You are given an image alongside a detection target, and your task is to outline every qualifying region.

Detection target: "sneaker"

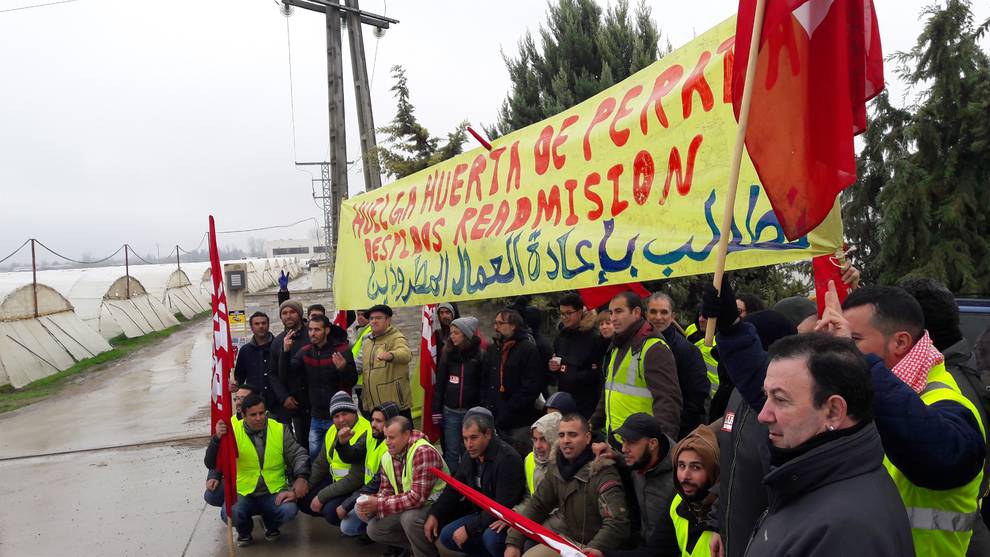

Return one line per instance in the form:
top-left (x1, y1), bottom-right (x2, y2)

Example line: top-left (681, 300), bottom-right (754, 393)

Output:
top-left (236, 535), bottom-right (253, 547)
top-left (264, 528), bottom-right (281, 541)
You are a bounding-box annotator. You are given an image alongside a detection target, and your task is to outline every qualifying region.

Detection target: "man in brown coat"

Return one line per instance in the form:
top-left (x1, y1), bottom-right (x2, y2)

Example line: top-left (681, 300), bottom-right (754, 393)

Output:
top-left (590, 292), bottom-right (681, 442)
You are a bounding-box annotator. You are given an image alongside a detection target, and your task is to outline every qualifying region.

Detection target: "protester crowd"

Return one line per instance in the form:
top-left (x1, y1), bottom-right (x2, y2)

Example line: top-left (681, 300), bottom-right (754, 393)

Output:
top-left (204, 267), bottom-right (990, 557)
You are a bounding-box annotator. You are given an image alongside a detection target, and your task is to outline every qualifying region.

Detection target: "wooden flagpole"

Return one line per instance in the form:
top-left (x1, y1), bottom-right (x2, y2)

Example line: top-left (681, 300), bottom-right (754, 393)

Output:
top-left (226, 515), bottom-right (236, 556)
top-left (705, 0), bottom-right (769, 346)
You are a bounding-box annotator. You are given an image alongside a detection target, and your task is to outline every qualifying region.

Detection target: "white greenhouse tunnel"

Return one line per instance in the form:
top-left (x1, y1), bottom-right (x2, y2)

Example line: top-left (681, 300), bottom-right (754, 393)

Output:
top-left (0, 277), bottom-right (112, 388)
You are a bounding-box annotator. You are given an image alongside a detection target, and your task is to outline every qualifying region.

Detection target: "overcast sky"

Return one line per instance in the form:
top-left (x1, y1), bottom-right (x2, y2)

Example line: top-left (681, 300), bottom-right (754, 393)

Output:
top-left (1, 0), bottom-right (986, 265)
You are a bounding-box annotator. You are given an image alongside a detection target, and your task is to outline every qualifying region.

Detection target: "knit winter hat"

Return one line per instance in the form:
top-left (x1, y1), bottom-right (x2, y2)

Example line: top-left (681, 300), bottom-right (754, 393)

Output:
top-left (451, 316), bottom-right (480, 339)
top-left (278, 299), bottom-right (304, 320)
top-left (328, 391), bottom-right (358, 418)
top-left (672, 425), bottom-right (720, 490)
top-left (772, 296), bottom-right (818, 330)
top-left (544, 391), bottom-right (577, 415)
top-left (465, 406), bottom-right (494, 421)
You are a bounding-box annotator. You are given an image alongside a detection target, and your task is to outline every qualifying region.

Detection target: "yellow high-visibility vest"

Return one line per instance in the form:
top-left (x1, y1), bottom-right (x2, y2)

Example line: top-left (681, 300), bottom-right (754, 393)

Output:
top-left (380, 438), bottom-right (448, 501)
top-left (233, 418), bottom-right (288, 496)
top-left (670, 493), bottom-right (713, 556)
top-left (325, 415), bottom-right (372, 481)
top-left (883, 361), bottom-right (985, 556)
top-left (604, 337), bottom-right (667, 434)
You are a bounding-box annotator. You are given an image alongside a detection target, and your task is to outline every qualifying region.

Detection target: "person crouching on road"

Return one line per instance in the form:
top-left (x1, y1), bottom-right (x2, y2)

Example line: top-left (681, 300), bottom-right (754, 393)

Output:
top-left (504, 413), bottom-right (630, 557)
top-left (299, 391), bottom-right (370, 525)
top-left (208, 392), bottom-right (310, 547)
top-left (425, 408), bottom-right (526, 557)
top-left (359, 416), bottom-right (448, 557)
top-left (338, 402), bottom-right (402, 541)
top-left (204, 383), bottom-right (257, 508)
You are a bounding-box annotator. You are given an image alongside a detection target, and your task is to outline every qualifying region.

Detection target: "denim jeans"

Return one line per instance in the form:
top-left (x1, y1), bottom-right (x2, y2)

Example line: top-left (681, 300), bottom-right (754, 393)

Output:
top-left (204, 483), bottom-right (225, 507)
top-left (442, 406), bottom-right (467, 469)
top-left (340, 507), bottom-right (368, 537)
top-left (439, 513), bottom-right (506, 557)
top-left (308, 417), bottom-right (334, 462)
top-left (222, 493), bottom-right (299, 538)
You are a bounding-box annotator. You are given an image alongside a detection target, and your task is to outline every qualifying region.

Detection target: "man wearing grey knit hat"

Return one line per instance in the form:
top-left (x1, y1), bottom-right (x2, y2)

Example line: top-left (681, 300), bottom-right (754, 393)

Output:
top-left (301, 391), bottom-right (371, 526)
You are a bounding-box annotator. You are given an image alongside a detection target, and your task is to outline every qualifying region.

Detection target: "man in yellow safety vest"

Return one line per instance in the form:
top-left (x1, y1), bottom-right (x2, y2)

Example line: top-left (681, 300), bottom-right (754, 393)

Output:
top-left (208, 392), bottom-right (310, 547)
top-left (590, 291), bottom-right (681, 443)
top-left (823, 285), bottom-right (987, 556)
top-left (300, 391), bottom-right (372, 525)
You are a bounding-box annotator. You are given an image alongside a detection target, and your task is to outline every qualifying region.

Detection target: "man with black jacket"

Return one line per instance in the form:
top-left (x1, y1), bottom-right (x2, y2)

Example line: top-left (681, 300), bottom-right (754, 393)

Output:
top-left (233, 312), bottom-right (275, 408)
top-left (281, 314), bottom-right (357, 461)
top-left (646, 293), bottom-right (710, 439)
top-left (551, 294), bottom-right (607, 419)
top-left (269, 299), bottom-right (311, 447)
top-left (486, 309), bottom-right (545, 455)
top-left (424, 409), bottom-right (525, 557)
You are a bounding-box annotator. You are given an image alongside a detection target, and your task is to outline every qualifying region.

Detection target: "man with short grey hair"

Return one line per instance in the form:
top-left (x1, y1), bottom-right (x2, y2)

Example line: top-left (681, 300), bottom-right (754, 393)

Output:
top-left (425, 409), bottom-right (525, 557)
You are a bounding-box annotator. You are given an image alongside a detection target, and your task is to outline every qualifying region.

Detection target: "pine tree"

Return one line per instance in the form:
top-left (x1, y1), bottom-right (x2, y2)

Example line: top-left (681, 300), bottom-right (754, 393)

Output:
top-left (842, 91), bottom-right (912, 284)
top-left (375, 65), bottom-right (468, 179)
top-left (492, 0), bottom-right (664, 136)
top-left (877, 0), bottom-right (990, 292)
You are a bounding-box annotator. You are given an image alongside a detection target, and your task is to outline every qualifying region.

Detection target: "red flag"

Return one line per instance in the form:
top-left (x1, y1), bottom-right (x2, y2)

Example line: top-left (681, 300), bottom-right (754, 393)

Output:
top-left (812, 252), bottom-right (849, 316)
top-left (733, 0), bottom-right (884, 240)
top-left (209, 216), bottom-right (238, 516)
top-left (419, 304), bottom-right (441, 442)
top-left (430, 467), bottom-right (582, 555)
top-left (333, 310), bottom-right (349, 329)
top-left (578, 282), bottom-right (652, 310)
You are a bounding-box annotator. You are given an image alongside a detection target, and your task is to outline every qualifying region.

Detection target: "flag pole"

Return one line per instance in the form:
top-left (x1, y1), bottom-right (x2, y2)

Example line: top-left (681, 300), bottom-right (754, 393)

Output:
top-left (226, 516), bottom-right (236, 557)
top-left (705, 0), bottom-right (768, 346)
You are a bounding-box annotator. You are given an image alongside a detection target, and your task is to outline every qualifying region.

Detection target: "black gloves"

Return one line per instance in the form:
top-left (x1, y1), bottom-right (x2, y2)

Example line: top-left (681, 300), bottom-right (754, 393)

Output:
top-left (700, 275), bottom-right (740, 333)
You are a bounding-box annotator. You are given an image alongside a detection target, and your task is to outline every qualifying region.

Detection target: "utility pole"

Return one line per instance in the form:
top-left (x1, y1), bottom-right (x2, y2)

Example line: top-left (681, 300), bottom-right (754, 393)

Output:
top-left (284, 0), bottom-right (396, 277)
top-left (344, 0), bottom-right (383, 192)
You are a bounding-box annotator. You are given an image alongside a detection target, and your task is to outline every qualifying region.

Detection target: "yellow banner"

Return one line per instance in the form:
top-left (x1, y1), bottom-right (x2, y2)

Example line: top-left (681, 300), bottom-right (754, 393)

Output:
top-left (334, 17), bottom-right (842, 309)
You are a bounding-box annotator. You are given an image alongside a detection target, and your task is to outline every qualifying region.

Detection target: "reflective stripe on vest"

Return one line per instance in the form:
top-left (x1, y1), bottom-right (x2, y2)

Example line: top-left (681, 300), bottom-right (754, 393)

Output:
top-left (670, 493), bottom-right (713, 557)
top-left (380, 438), bottom-right (448, 502)
top-left (524, 451), bottom-right (536, 495)
top-left (695, 339), bottom-right (719, 397)
top-left (233, 418), bottom-right (287, 496)
top-left (883, 361), bottom-right (986, 557)
top-left (605, 337), bottom-right (666, 434)
top-left (325, 415), bottom-right (372, 480)
top-left (365, 437), bottom-right (388, 485)
top-left (352, 325), bottom-right (372, 385)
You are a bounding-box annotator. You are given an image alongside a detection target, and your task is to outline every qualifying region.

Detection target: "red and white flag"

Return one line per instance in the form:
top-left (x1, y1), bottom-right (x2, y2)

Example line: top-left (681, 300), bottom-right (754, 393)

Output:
top-left (431, 467), bottom-right (583, 555)
top-left (733, 0), bottom-right (884, 240)
top-left (209, 216), bottom-right (238, 515)
top-left (419, 304), bottom-right (441, 442)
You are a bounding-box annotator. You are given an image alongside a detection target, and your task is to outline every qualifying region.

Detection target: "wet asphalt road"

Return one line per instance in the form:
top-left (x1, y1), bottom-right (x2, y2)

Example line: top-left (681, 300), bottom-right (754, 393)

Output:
top-left (0, 321), bottom-right (394, 556)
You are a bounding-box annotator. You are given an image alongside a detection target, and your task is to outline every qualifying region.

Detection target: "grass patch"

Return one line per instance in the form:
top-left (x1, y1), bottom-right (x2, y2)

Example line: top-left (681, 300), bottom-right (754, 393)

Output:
top-left (0, 319), bottom-right (200, 414)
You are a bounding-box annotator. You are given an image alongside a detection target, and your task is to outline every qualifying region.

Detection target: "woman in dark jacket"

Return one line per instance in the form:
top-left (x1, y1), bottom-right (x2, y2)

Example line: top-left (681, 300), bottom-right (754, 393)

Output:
top-left (432, 316), bottom-right (486, 468)
top-left (485, 308), bottom-right (545, 455)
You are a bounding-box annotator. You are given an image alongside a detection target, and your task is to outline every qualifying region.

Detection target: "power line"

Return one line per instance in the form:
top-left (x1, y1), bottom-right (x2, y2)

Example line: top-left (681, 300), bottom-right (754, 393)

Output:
top-left (35, 240), bottom-right (124, 265)
top-left (217, 216), bottom-right (319, 234)
top-left (0, 0), bottom-right (83, 14)
top-left (284, 11), bottom-right (299, 162)
top-left (0, 239), bottom-right (30, 265)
